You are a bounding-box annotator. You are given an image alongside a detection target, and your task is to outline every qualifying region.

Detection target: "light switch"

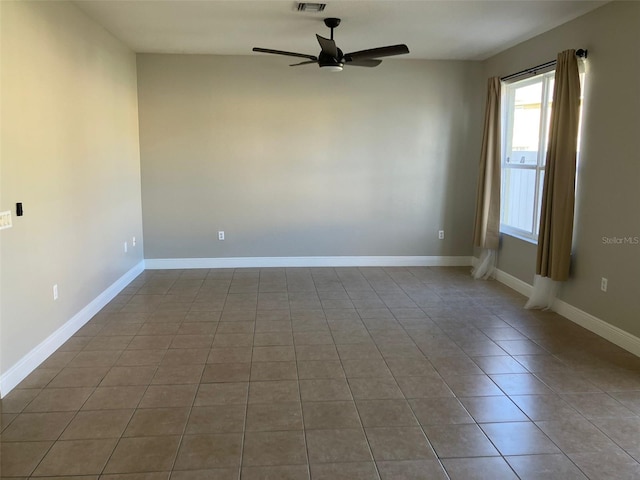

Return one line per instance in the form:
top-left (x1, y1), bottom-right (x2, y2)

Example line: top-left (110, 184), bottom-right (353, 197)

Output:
top-left (0, 211), bottom-right (12, 230)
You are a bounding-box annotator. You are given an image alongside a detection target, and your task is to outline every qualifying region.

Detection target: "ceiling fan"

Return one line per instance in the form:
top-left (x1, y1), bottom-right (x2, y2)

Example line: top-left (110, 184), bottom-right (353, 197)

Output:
top-left (253, 18), bottom-right (409, 72)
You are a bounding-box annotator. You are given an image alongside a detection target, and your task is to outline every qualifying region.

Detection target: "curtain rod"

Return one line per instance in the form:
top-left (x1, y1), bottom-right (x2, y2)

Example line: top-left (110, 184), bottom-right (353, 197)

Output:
top-left (500, 48), bottom-right (588, 82)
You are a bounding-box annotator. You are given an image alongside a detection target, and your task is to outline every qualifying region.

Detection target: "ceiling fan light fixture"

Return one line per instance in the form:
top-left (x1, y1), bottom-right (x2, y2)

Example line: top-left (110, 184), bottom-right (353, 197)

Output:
top-left (322, 64), bottom-right (343, 72)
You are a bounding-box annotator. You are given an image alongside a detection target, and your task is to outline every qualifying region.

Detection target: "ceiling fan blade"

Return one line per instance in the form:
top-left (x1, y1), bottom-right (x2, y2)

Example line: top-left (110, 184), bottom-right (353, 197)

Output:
top-left (345, 44), bottom-right (409, 61)
top-left (316, 34), bottom-right (338, 58)
top-left (290, 60), bottom-right (318, 67)
top-left (347, 59), bottom-right (382, 67)
top-left (253, 47), bottom-right (317, 61)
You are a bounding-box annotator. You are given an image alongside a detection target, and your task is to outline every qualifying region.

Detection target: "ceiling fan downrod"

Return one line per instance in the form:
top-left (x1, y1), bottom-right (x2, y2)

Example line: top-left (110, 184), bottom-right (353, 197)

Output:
top-left (324, 17), bottom-right (340, 40)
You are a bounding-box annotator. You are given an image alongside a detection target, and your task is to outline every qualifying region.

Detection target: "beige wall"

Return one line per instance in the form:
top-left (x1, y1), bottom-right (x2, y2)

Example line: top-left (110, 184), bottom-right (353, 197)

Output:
top-left (137, 55), bottom-right (484, 259)
top-left (484, 1), bottom-right (640, 337)
top-left (0, 1), bottom-right (143, 379)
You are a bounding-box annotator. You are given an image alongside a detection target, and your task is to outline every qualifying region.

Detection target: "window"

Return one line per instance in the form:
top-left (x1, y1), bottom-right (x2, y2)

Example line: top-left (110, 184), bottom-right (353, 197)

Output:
top-left (500, 71), bottom-right (555, 241)
top-left (500, 68), bottom-right (585, 242)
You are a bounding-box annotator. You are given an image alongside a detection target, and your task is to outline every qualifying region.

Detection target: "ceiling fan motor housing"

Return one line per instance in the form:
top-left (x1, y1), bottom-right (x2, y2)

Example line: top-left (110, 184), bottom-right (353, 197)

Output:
top-left (319, 47), bottom-right (344, 68)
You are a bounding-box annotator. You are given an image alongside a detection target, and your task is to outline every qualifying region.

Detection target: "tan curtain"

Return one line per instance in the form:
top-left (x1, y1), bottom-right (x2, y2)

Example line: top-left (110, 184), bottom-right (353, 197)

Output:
top-left (536, 50), bottom-right (581, 281)
top-left (473, 77), bottom-right (501, 250)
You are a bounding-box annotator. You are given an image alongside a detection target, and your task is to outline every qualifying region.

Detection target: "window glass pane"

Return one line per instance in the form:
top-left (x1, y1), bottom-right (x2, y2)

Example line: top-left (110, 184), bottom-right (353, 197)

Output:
top-left (507, 82), bottom-right (542, 166)
top-left (501, 167), bottom-right (536, 233)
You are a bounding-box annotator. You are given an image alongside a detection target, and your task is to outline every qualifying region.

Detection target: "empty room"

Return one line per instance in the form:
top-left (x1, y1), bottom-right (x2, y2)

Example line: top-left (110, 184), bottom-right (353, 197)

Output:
top-left (1, 1), bottom-right (639, 479)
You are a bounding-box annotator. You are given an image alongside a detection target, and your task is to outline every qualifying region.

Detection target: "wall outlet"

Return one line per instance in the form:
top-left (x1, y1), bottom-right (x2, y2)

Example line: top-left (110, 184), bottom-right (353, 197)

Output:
top-left (132, 236), bottom-right (136, 247)
top-left (53, 284), bottom-right (59, 301)
top-left (124, 241), bottom-right (128, 253)
top-left (601, 277), bottom-right (608, 292)
top-left (218, 231), bottom-right (225, 241)
top-left (438, 230), bottom-right (445, 240)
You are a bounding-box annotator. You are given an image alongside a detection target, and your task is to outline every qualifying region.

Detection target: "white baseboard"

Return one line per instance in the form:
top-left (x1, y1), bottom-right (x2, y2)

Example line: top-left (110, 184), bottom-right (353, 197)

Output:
top-left (494, 268), bottom-right (533, 297)
top-left (0, 261), bottom-right (145, 397)
top-left (552, 297), bottom-right (640, 358)
top-left (145, 256), bottom-right (473, 269)
top-left (493, 267), bottom-right (640, 358)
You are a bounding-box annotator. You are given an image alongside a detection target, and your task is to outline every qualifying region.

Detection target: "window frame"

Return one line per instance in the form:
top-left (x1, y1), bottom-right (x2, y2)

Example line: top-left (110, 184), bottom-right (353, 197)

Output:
top-left (500, 70), bottom-right (556, 243)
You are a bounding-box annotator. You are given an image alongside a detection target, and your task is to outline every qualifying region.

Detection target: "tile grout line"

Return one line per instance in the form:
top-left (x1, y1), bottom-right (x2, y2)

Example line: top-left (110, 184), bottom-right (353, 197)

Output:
top-left (288, 267), bottom-right (313, 480)
top-left (360, 266), bottom-right (450, 479)
top-left (313, 267), bottom-right (381, 478)
top-left (165, 269), bottom-right (218, 477)
top-left (237, 267), bottom-right (258, 479)
top-left (340, 267), bottom-right (401, 479)
top-left (97, 271), bottom-right (178, 477)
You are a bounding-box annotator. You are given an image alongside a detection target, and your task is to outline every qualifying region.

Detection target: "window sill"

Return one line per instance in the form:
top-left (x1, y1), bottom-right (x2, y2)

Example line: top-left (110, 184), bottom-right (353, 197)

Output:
top-left (500, 230), bottom-right (538, 246)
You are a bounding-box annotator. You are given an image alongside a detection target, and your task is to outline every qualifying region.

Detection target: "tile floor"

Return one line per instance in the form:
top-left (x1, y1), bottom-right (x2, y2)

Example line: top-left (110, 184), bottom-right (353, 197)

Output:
top-left (2, 267), bottom-right (640, 479)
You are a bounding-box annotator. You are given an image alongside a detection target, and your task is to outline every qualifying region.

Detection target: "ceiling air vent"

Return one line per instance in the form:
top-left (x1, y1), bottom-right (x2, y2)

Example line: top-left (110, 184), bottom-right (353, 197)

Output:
top-left (297, 3), bottom-right (327, 12)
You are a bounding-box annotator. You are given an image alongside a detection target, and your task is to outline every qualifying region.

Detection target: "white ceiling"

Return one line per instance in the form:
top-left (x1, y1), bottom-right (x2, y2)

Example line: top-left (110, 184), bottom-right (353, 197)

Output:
top-left (74, 0), bottom-right (607, 61)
